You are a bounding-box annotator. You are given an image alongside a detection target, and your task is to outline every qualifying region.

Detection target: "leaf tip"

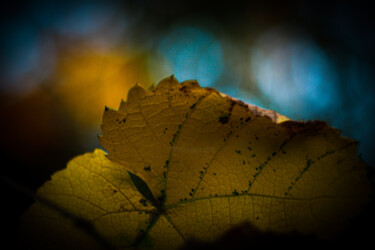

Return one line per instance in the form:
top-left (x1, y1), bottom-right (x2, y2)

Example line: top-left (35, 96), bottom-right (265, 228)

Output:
top-left (181, 79), bottom-right (201, 89)
top-left (127, 84), bottom-right (147, 103)
top-left (157, 75), bottom-right (179, 89)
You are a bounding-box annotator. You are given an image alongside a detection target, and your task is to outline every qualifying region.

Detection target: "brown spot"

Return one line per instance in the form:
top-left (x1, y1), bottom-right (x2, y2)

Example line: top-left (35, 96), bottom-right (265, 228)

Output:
top-left (219, 114), bottom-right (230, 124)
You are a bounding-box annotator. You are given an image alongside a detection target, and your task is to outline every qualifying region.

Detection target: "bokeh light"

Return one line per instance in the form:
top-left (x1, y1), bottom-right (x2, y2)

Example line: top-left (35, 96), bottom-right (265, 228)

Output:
top-left (151, 26), bottom-right (223, 86)
top-left (52, 46), bottom-right (150, 131)
top-left (0, 21), bottom-right (55, 95)
top-left (250, 27), bottom-right (340, 119)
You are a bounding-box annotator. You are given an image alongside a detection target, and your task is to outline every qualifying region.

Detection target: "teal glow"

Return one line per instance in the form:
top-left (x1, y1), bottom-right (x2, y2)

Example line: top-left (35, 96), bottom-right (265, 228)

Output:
top-left (251, 30), bottom-right (339, 119)
top-left (158, 27), bottom-right (223, 86)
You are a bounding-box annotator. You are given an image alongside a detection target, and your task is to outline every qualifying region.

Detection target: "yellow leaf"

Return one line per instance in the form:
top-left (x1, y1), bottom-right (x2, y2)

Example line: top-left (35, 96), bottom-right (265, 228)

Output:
top-left (21, 76), bottom-right (372, 248)
top-left (20, 149), bottom-right (155, 249)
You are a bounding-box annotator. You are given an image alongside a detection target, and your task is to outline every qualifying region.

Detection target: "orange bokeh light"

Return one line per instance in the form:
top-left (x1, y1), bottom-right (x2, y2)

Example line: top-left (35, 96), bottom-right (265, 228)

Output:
top-left (52, 46), bottom-right (152, 129)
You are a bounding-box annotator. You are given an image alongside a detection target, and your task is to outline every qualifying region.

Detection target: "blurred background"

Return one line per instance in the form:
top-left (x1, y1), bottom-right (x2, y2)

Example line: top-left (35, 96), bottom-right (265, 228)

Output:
top-left (1, 0), bottom-right (374, 243)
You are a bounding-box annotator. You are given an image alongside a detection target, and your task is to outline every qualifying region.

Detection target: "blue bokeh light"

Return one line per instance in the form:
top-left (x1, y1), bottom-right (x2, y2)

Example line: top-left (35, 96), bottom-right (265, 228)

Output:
top-left (157, 27), bottom-right (223, 86)
top-left (0, 1), bottom-right (127, 94)
top-left (249, 28), bottom-right (375, 167)
top-left (0, 21), bottom-right (42, 93)
top-left (345, 58), bottom-right (375, 166)
top-left (250, 29), bottom-right (340, 120)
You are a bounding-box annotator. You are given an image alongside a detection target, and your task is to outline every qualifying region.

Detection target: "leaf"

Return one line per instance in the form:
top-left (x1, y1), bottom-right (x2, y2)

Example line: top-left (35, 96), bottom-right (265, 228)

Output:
top-left (19, 149), bottom-right (155, 249)
top-left (20, 76), bottom-right (372, 248)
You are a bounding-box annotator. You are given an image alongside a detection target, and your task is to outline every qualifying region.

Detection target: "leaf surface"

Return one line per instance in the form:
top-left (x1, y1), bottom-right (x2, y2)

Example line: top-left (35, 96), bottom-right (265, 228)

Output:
top-left (20, 150), bottom-right (155, 248)
top-left (21, 76), bottom-right (372, 248)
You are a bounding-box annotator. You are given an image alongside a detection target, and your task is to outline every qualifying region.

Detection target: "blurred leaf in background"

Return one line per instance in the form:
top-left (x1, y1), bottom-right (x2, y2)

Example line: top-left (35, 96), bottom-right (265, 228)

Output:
top-left (52, 45), bottom-right (151, 135)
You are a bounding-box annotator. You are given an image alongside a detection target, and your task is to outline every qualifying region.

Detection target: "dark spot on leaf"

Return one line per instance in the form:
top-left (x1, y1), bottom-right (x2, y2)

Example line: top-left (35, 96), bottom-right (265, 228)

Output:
top-left (180, 86), bottom-right (188, 92)
top-left (218, 114), bottom-right (230, 124)
top-left (243, 160), bottom-right (246, 165)
top-left (139, 199), bottom-right (147, 207)
top-left (235, 150), bottom-right (241, 155)
top-left (245, 117), bottom-right (251, 122)
top-left (144, 166), bottom-right (151, 171)
top-left (256, 216), bottom-right (259, 220)
top-left (213, 172), bottom-right (217, 176)
top-left (272, 152), bottom-right (277, 156)
top-left (232, 189), bottom-right (239, 195)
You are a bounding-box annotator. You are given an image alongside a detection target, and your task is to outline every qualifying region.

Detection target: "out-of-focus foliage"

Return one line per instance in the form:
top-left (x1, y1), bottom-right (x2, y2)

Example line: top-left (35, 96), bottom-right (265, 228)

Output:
top-left (20, 77), bottom-right (371, 248)
top-left (52, 46), bottom-right (151, 129)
